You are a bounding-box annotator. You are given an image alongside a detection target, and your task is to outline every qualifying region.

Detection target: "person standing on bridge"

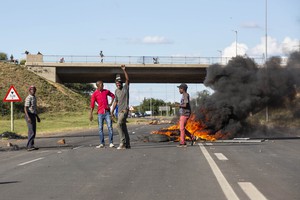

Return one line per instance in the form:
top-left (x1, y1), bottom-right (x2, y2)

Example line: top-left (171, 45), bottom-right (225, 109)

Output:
top-left (24, 85), bottom-right (41, 151)
top-left (112, 65), bottom-right (130, 150)
top-left (99, 51), bottom-right (104, 63)
top-left (177, 83), bottom-right (195, 147)
top-left (90, 81), bottom-right (115, 148)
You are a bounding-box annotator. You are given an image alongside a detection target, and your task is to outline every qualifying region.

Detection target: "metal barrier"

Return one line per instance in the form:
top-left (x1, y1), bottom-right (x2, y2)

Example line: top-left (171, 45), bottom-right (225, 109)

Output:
top-left (40, 55), bottom-right (265, 65)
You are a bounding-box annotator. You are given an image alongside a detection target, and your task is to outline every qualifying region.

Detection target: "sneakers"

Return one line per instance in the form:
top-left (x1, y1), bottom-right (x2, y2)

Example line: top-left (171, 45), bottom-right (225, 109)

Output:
top-left (191, 137), bottom-right (196, 146)
top-left (96, 144), bottom-right (105, 148)
top-left (117, 144), bottom-right (126, 150)
top-left (109, 143), bottom-right (115, 148)
top-left (177, 143), bottom-right (187, 148)
top-left (27, 147), bottom-right (39, 151)
top-left (96, 144), bottom-right (116, 148)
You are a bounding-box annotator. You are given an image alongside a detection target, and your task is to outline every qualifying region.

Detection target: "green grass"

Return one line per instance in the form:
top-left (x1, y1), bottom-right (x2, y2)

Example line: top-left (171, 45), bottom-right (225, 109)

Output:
top-left (0, 111), bottom-right (98, 136)
top-left (0, 111), bottom-right (153, 137)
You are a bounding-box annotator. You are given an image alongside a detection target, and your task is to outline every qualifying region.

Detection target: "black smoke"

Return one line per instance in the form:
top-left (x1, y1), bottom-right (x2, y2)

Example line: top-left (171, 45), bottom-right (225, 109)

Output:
top-left (196, 51), bottom-right (300, 138)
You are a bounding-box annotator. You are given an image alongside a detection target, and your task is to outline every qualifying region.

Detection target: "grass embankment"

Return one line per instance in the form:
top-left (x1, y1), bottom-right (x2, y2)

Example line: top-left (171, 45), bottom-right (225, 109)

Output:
top-left (0, 62), bottom-right (89, 114)
top-left (0, 62), bottom-right (92, 136)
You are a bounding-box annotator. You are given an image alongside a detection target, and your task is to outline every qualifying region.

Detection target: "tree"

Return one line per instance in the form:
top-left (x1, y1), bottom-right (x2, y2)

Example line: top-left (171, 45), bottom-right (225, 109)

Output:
top-left (139, 98), bottom-right (166, 115)
top-left (190, 90), bottom-right (211, 109)
top-left (0, 52), bottom-right (8, 60)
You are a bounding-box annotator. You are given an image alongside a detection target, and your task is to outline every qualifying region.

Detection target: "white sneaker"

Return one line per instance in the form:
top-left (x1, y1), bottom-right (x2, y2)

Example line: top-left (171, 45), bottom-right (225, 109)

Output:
top-left (117, 144), bottom-right (126, 150)
top-left (96, 144), bottom-right (105, 148)
top-left (109, 143), bottom-right (115, 148)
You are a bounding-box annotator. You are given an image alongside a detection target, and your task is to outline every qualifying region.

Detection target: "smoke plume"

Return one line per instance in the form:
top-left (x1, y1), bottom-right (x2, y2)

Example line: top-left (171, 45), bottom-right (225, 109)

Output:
top-left (196, 51), bottom-right (300, 138)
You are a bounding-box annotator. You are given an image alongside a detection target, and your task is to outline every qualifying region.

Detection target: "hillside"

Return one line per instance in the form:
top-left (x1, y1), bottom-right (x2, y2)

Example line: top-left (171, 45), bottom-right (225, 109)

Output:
top-left (0, 62), bottom-right (89, 115)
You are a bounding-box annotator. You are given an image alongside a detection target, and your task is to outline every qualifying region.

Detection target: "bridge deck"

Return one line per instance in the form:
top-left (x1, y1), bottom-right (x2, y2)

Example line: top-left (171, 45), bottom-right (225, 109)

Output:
top-left (26, 62), bottom-right (208, 83)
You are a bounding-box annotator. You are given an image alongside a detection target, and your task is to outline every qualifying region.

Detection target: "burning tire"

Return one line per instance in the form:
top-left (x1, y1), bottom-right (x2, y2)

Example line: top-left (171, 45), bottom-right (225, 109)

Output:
top-left (148, 134), bottom-right (170, 142)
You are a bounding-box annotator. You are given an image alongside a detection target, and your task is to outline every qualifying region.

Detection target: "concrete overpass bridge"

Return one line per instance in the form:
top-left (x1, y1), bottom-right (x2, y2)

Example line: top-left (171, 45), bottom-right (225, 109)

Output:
top-left (25, 54), bottom-right (264, 83)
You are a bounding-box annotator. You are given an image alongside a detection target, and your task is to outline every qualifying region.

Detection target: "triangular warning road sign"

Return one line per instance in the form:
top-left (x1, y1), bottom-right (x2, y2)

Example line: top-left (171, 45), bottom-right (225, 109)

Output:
top-left (3, 85), bottom-right (22, 102)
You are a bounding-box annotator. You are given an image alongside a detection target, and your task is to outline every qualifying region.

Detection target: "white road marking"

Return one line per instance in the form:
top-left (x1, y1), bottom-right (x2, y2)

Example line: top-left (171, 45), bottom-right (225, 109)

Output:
top-left (238, 182), bottom-right (268, 200)
top-left (18, 157), bottom-right (45, 166)
top-left (206, 143), bottom-right (213, 145)
top-left (37, 150), bottom-right (50, 153)
top-left (73, 146), bottom-right (84, 150)
top-left (215, 153), bottom-right (228, 160)
top-left (199, 143), bottom-right (239, 200)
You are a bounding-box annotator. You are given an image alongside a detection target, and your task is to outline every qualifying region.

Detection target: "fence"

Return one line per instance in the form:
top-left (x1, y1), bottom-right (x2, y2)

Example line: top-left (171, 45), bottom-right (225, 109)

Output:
top-left (40, 55), bottom-right (265, 65)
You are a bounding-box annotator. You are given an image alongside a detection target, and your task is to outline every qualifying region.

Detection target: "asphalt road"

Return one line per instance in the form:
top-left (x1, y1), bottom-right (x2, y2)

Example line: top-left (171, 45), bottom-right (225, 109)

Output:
top-left (0, 123), bottom-right (299, 200)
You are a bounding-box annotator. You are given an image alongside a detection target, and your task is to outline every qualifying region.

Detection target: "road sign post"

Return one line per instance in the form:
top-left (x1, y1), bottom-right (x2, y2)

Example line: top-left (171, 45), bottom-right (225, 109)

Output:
top-left (3, 85), bottom-right (22, 132)
top-left (11, 102), bottom-right (14, 131)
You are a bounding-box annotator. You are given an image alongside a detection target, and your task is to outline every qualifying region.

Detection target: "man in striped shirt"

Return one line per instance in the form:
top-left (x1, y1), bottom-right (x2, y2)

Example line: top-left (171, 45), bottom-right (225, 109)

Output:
top-left (24, 85), bottom-right (41, 151)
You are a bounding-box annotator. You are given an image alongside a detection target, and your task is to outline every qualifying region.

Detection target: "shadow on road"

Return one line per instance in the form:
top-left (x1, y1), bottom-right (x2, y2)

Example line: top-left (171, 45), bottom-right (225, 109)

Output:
top-left (0, 181), bottom-right (20, 185)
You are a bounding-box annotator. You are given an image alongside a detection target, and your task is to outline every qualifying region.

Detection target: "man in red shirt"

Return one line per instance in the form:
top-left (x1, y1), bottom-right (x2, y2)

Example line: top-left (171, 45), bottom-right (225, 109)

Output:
top-left (90, 81), bottom-right (115, 148)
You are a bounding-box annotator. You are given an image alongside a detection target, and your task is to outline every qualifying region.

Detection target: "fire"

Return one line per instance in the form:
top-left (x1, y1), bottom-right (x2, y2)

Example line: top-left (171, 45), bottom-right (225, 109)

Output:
top-left (152, 114), bottom-right (221, 141)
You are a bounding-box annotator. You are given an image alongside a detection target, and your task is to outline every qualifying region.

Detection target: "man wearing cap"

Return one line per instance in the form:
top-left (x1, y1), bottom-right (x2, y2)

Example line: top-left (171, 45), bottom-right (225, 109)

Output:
top-left (112, 65), bottom-right (130, 150)
top-left (24, 85), bottom-right (41, 151)
top-left (177, 83), bottom-right (195, 147)
top-left (90, 81), bottom-right (115, 148)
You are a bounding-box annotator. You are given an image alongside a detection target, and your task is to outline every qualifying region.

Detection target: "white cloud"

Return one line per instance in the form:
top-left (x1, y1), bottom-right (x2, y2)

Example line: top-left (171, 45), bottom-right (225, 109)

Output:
top-left (142, 36), bottom-right (173, 44)
top-left (281, 37), bottom-right (300, 54)
top-left (221, 36), bottom-right (299, 60)
top-left (248, 36), bottom-right (299, 57)
top-left (222, 42), bottom-right (248, 58)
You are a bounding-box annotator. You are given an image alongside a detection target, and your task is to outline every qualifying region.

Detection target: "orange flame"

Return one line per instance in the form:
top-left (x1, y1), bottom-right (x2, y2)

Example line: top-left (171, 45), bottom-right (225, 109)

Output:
top-left (152, 114), bottom-right (227, 141)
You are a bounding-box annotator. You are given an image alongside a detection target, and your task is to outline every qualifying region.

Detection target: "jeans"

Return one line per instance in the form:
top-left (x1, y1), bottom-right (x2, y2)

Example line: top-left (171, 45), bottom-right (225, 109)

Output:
top-left (98, 111), bottom-right (113, 144)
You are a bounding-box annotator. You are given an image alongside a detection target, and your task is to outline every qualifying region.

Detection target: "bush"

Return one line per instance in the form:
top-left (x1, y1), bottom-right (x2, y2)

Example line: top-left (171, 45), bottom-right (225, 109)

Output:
top-left (0, 52), bottom-right (8, 60)
top-left (20, 59), bottom-right (26, 65)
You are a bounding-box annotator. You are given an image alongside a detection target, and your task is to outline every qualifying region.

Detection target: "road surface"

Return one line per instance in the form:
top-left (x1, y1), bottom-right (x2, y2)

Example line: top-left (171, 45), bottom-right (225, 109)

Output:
top-left (0, 123), bottom-right (299, 200)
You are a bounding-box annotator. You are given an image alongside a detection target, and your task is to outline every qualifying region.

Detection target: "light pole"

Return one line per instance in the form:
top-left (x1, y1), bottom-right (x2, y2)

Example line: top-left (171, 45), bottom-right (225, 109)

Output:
top-left (150, 89), bottom-right (153, 118)
top-left (217, 50), bottom-right (222, 64)
top-left (265, 0), bottom-right (269, 122)
top-left (232, 30), bottom-right (238, 56)
top-left (265, 0), bottom-right (268, 62)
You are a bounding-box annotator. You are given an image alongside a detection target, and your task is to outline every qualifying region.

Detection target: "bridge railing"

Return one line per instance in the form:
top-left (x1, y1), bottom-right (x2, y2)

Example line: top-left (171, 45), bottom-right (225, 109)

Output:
top-left (38, 55), bottom-right (265, 65)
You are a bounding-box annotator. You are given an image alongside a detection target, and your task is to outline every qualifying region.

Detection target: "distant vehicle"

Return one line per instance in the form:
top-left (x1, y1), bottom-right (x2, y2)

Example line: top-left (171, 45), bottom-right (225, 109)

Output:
top-left (144, 111), bottom-right (152, 116)
top-left (131, 112), bottom-right (143, 118)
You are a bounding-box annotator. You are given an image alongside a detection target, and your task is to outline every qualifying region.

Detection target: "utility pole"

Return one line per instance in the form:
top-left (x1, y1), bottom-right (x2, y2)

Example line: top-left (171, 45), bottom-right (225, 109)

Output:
top-left (232, 30), bottom-right (238, 56)
top-left (265, 0), bottom-right (269, 122)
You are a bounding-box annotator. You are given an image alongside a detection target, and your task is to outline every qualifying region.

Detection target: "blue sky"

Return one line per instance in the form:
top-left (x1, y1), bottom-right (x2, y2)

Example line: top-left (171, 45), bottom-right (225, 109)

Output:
top-left (1, 0), bottom-right (299, 106)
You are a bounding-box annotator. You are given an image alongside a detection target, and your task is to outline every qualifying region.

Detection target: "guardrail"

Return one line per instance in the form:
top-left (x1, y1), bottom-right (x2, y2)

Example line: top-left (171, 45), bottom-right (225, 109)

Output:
top-left (37, 55), bottom-right (265, 65)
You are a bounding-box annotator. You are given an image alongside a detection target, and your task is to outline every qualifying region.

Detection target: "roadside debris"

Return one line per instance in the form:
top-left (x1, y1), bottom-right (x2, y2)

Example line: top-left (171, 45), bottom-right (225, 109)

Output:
top-left (57, 139), bottom-right (66, 145)
top-left (0, 131), bottom-right (26, 139)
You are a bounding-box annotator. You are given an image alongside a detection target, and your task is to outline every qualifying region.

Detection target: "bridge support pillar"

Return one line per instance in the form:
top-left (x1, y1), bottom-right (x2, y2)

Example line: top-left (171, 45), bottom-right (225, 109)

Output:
top-left (27, 65), bottom-right (61, 83)
top-left (26, 55), bottom-right (61, 83)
